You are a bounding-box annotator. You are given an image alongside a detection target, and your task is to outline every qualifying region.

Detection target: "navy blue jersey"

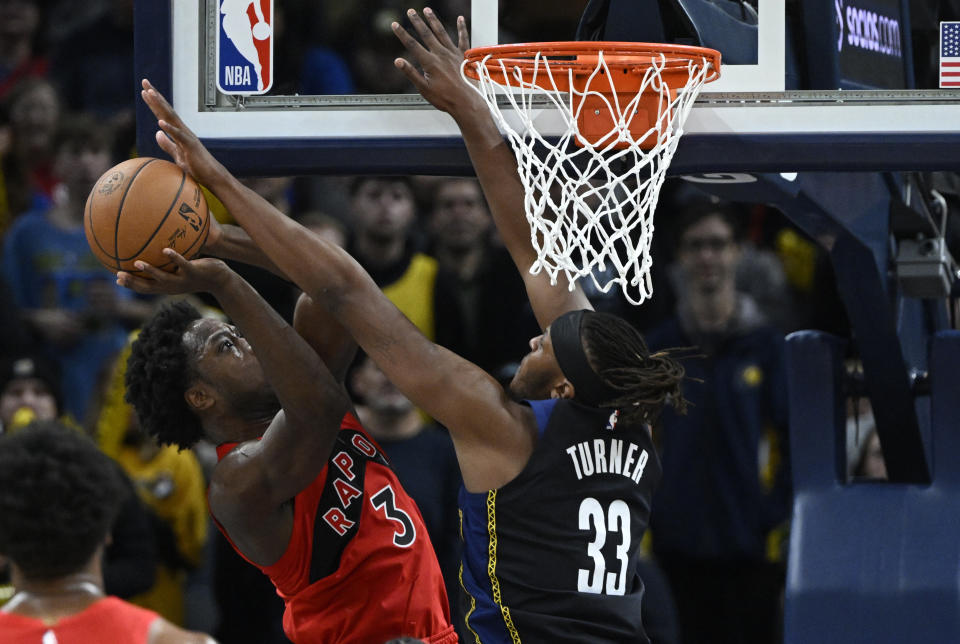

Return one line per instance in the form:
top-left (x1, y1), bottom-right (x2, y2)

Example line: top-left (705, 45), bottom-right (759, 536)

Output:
top-left (459, 398), bottom-right (662, 643)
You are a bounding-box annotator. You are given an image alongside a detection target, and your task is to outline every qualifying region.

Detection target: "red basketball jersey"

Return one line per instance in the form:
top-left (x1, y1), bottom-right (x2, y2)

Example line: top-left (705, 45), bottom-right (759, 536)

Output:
top-left (0, 596), bottom-right (157, 643)
top-left (214, 413), bottom-right (456, 644)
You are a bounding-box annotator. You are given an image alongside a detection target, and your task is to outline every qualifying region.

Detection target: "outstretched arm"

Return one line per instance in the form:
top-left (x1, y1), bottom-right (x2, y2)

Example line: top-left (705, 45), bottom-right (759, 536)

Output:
top-left (203, 221), bottom-right (282, 276)
top-left (293, 292), bottom-right (357, 384)
top-left (392, 9), bottom-right (592, 329)
top-left (203, 223), bottom-right (357, 382)
top-left (139, 80), bottom-right (535, 491)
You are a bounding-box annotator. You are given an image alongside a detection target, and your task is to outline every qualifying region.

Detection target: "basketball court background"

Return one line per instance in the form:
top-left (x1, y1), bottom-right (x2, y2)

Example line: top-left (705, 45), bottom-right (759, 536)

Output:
top-left (134, 2), bottom-right (960, 642)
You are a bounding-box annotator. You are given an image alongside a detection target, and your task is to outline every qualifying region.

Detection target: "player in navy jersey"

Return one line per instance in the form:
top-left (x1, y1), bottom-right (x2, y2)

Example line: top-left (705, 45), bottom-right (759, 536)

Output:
top-left (130, 8), bottom-right (688, 634)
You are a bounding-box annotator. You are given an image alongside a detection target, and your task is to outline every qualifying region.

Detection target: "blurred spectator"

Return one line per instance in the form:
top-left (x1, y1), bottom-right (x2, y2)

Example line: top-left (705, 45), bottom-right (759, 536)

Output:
top-left (49, 0), bottom-right (135, 159)
top-left (0, 352), bottom-right (68, 606)
top-left (291, 175), bottom-right (353, 224)
top-left (852, 428), bottom-right (887, 481)
top-left (428, 177), bottom-right (537, 375)
top-left (348, 351), bottom-right (462, 617)
top-left (0, 274), bottom-right (30, 355)
top-left (44, 0), bottom-right (110, 44)
top-left (0, 77), bottom-right (59, 232)
top-left (348, 176), bottom-right (438, 338)
top-left (0, 353), bottom-right (67, 432)
top-left (0, 359), bottom-right (158, 603)
top-left (844, 393), bottom-right (888, 482)
top-left (1, 115), bottom-right (153, 422)
top-left (735, 241), bottom-right (796, 333)
top-left (96, 336), bottom-right (210, 626)
top-left (49, 0), bottom-right (132, 117)
top-left (335, 4), bottom-right (411, 94)
top-left (269, 1), bottom-right (354, 95)
top-left (0, 0), bottom-right (48, 100)
top-left (646, 203), bottom-right (790, 644)
top-left (0, 421), bottom-right (215, 643)
top-left (298, 211), bottom-right (348, 248)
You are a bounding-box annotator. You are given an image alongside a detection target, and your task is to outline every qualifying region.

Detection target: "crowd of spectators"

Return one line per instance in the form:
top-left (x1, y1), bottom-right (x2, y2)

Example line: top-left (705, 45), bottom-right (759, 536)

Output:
top-left (1, 1), bottom-right (957, 643)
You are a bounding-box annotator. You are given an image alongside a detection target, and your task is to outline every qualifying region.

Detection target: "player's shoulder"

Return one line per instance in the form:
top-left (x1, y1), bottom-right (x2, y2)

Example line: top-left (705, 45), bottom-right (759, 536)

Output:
top-left (148, 614), bottom-right (217, 644)
top-left (208, 440), bottom-right (268, 506)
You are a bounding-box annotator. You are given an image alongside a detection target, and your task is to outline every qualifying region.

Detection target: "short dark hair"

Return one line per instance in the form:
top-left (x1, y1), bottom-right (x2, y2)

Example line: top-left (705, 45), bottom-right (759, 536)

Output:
top-left (581, 311), bottom-right (688, 426)
top-left (673, 199), bottom-right (745, 249)
top-left (347, 175), bottom-right (414, 197)
top-left (0, 421), bottom-right (124, 580)
top-left (125, 301), bottom-right (204, 448)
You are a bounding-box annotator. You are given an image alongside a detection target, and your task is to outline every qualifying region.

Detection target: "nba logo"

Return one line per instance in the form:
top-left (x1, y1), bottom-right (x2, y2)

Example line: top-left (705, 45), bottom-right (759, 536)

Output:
top-left (216, 0), bottom-right (273, 95)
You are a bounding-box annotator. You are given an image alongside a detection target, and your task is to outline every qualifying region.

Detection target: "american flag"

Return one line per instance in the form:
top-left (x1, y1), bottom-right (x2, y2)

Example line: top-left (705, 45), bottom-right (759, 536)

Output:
top-left (943, 22), bottom-right (960, 88)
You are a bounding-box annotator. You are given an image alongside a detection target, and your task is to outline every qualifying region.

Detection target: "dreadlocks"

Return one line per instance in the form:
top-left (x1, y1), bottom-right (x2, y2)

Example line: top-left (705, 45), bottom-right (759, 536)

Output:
top-left (580, 311), bottom-right (689, 426)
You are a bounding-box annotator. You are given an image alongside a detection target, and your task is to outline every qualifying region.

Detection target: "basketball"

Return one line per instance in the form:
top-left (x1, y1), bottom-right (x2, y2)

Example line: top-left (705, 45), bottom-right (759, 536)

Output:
top-left (84, 157), bottom-right (210, 275)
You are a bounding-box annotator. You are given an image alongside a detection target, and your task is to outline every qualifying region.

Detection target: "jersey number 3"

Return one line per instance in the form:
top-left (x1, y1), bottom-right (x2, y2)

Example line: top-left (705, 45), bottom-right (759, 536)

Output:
top-left (370, 484), bottom-right (417, 547)
top-left (578, 497), bottom-right (630, 595)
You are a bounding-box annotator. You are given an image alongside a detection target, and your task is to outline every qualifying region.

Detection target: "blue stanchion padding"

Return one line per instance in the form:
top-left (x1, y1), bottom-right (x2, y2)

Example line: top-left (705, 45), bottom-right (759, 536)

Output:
top-left (930, 330), bottom-right (960, 485)
top-left (783, 331), bottom-right (960, 644)
top-left (784, 330), bottom-right (848, 490)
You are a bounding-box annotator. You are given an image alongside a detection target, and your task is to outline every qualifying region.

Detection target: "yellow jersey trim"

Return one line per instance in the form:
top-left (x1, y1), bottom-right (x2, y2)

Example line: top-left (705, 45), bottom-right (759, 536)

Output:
top-left (458, 508), bottom-right (482, 643)
top-left (486, 490), bottom-right (521, 643)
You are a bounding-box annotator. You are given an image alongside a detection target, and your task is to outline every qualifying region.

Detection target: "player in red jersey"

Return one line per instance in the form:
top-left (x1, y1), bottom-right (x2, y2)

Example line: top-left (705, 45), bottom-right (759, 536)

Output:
top-left (0, 421), bottom-right (215, 644)
top-left (120, 224), bottom-right (455, 640)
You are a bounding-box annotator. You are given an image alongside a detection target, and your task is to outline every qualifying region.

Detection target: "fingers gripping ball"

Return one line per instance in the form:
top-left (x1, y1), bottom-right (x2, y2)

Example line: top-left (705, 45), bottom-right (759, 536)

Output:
top-left (84, 157), bottom-right (210, 275)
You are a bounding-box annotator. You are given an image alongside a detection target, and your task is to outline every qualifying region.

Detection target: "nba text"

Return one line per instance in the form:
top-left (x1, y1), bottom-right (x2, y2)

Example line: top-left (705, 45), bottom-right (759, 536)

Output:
top-left (566, 439), bottom-right (649, 484)
top-left (223, 66), bottom-right (252, 86)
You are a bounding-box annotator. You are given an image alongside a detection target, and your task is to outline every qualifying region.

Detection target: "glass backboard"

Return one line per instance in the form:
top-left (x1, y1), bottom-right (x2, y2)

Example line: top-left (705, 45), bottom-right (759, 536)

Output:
top-left (134, 0), bottom-right (960, 176)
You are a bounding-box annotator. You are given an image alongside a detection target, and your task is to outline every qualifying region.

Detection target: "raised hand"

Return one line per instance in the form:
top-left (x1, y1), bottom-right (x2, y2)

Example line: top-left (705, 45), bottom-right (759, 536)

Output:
top-left (140, 79), bottom-right (230, 193)
top-left (116, 248), bottom-right (232, 296)
top-left (391, 8), bottom-right (486, 120)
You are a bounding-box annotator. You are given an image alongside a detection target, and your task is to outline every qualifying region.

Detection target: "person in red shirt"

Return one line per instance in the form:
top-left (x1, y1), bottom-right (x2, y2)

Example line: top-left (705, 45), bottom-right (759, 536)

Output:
top-left (0, 420), bottom-right (213, 644)
top-left (121, 229), bottom-right (455, 643)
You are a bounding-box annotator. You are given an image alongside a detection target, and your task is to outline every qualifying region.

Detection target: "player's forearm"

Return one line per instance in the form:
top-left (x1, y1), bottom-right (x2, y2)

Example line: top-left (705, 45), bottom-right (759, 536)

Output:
top-left (204, 223), bottom-right (288, 279)
top-left (205, 189), bottom-right (476, 431)
top-left (204, 170), bottom-right (372, 310)
top-left (454, 106), bottom-right (538, 271)
top-left (455, 105), bottom-right (591, 326)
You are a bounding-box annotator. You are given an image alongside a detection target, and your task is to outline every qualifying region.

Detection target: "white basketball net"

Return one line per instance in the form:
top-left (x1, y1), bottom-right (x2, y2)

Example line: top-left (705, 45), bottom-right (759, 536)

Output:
top-left (462, 51), bottom-right (713, 305)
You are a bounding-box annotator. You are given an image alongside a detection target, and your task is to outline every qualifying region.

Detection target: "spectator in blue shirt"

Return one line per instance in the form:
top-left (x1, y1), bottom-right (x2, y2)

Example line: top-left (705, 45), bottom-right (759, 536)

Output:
top-left (646, 201), bottom-right (790, 644)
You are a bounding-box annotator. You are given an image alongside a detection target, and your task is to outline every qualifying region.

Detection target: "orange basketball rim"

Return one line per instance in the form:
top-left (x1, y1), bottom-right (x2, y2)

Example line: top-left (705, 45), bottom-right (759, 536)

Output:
top-left (463, 42), bottom-right (722, 149)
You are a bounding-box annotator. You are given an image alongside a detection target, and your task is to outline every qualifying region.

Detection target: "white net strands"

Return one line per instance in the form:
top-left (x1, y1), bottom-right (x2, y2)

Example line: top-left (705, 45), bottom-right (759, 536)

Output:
top-left (462, 49), bottom-right (713, 305)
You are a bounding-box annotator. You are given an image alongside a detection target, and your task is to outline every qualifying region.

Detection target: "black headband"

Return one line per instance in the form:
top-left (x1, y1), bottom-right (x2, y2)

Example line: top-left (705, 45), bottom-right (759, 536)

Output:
top-left (551, 310), bottom-right (618, 408)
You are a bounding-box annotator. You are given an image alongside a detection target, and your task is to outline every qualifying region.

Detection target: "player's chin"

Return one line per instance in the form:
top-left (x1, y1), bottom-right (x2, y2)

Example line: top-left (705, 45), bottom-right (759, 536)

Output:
top-left (505, 376), bottom-right (526, 402)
